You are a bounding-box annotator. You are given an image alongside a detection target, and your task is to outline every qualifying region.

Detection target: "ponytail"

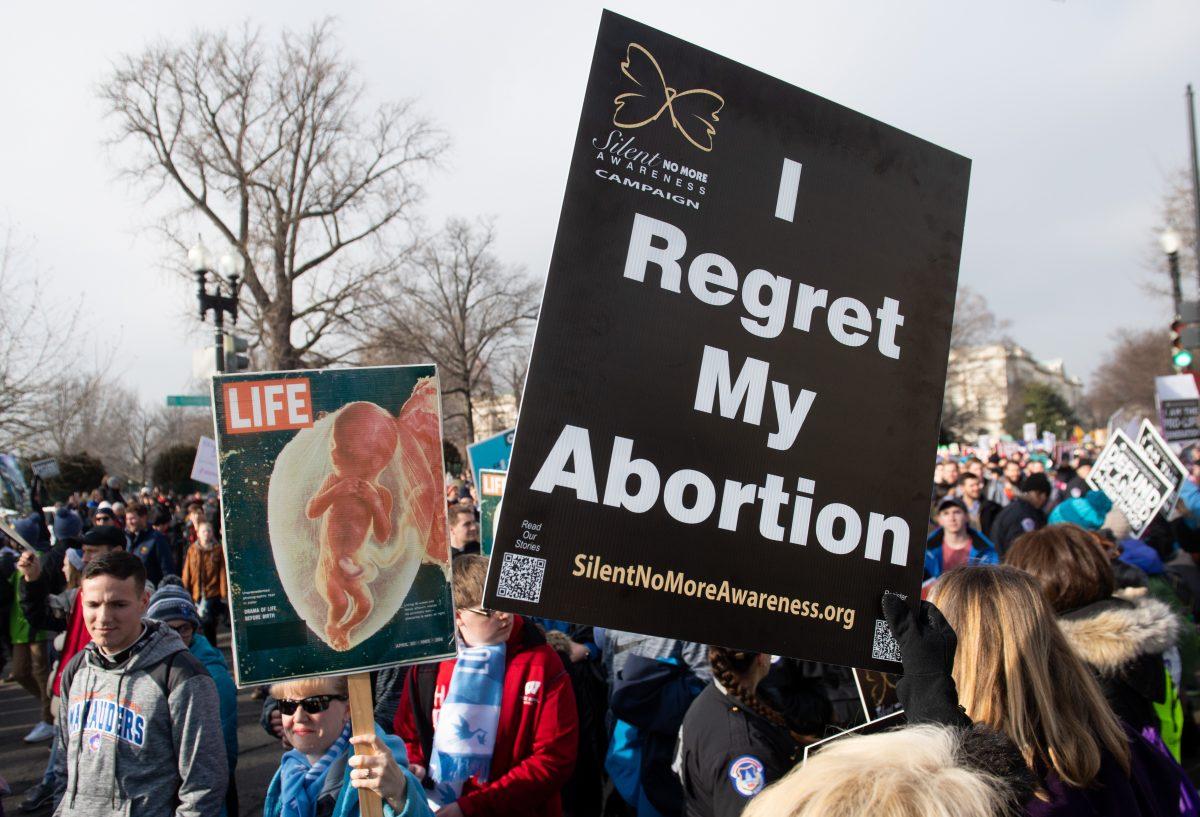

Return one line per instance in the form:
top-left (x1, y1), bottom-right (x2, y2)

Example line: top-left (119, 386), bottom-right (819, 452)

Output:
top-left (708, 646), bottom-right (793, 733)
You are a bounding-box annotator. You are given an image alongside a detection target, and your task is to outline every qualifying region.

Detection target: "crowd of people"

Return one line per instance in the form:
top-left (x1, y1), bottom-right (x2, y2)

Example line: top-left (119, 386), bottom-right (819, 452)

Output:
top-left (3, 445), bottom-right (1200, 817)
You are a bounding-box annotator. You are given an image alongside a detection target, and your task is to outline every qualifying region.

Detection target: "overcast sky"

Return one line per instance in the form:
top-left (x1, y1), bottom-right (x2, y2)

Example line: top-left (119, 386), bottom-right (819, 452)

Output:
top-left (2, 1), bottom-right (1198, 403)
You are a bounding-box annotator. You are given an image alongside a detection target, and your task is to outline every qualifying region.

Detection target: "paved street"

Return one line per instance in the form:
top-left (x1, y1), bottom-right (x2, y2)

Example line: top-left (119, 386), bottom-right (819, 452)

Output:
top-left (1, 635), bottom-right (279, 817)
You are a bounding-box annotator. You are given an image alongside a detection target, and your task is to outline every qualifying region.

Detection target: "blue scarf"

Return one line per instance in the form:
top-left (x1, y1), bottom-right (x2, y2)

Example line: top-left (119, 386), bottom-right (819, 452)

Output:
top-left (429, 642), bottom-right (507, 805)
top-left (277, 724), bottom-right (352, 817)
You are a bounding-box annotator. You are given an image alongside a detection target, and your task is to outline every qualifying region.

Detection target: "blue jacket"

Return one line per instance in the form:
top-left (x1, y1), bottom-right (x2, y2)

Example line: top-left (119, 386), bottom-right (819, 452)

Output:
top-left (1181, 479), bottom-right (1200, 531)
top-left (128, 528), bottom-right (175, 586)
top-left (189, 634), bottom-right (238, 769)
top-left (924, 527), bottom-right (999, 580)
top-left (264, 727), bottom-right (430, 817)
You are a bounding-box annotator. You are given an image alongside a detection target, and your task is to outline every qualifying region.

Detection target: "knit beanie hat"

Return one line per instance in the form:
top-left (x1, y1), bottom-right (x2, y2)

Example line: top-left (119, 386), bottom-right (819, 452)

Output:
top-left (146, 584), bottom-right (199, 626)
top-left (1048, 490), bottom-right (1114, 531)
top-left (54, 507), bottom-right (83, 541)
top-left (14, 515), bottom-right (44, 549)
top-left (65, 547), bottom-right (84, 571)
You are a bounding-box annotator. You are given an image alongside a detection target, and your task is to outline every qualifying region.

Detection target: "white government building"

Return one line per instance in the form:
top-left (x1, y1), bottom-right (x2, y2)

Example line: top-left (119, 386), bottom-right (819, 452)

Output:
top-left (943, 344), bottom-right (1084, 438)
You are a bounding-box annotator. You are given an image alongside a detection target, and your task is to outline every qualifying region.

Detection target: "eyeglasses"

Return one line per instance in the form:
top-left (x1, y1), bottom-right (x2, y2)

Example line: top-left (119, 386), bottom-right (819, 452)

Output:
top-left (167, 622), bottom-right (194, 635)
top-left (277, 695), bottom-right (348, 716)
top-left (461, 607), bottom-right (495, 618)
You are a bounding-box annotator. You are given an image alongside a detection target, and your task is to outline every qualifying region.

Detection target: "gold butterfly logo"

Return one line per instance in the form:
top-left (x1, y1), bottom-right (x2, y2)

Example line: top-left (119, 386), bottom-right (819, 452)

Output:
top-left (613, 43), bottom-right (724, 153)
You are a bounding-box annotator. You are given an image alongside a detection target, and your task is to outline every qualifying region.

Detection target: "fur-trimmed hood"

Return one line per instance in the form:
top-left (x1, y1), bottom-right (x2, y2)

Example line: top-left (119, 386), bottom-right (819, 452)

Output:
top-left (1057, 593), bottom-right (1180, 674)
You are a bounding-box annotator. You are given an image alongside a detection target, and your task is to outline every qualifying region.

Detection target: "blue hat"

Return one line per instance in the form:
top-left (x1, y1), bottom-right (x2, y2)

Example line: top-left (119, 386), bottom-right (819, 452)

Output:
top-left (146, 584), bottom-right (199, 626)
top-left (1048, 490), bottom-right (1114, 531)
top-left (54, 507), bottom-right (83, 541)
top-left (14, 515), bottom-right (44, 549)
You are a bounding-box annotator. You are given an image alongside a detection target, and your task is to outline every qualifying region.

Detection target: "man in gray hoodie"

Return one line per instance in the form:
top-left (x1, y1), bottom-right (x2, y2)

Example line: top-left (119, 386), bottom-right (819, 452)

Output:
top-left (53, 549), bottom-right (227, 817)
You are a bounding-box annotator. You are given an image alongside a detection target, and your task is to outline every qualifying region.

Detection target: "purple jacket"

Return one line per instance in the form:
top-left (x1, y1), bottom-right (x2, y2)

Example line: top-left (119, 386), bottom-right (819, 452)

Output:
top-left (1026, 726), bottom-right (1197, 816)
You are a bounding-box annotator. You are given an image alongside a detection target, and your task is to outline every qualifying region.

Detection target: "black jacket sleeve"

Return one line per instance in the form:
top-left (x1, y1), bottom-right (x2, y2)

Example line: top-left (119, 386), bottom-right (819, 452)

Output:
top-left (20, 572), bottom-right (64, 634)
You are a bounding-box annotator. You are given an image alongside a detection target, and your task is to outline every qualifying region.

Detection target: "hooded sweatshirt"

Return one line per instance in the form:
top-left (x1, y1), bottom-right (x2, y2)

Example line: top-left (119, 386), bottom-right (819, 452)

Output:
top-left (188, 634), bottom-right (238, 771)
top-left (53, 619), bottom-right (227, 817)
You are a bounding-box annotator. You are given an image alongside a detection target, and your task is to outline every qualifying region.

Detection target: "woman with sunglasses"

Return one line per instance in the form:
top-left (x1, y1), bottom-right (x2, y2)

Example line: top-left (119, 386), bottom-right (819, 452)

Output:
top-left (264, 674), bottom-right (433, 817)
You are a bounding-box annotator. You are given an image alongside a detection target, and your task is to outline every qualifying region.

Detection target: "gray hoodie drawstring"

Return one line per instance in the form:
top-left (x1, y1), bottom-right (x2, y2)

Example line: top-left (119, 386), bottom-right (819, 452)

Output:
top-left (111, 668), bottom-right (126, 810)
top-left (69, 668), bottom-right (97, 808)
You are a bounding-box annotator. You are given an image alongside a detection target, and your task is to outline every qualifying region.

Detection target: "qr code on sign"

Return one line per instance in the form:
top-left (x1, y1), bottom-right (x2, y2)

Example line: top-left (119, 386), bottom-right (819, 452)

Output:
top-left (872, 619), bottom-right (902, 663)
top-left (495, 552), bottom-right (547, 604)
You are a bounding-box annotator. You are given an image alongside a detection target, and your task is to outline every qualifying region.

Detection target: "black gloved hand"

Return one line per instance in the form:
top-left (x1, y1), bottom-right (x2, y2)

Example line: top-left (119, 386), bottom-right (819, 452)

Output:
top-left (881, 592), bottom-right (958, 676)
top-left (881, 592), bottom-right (971, 728)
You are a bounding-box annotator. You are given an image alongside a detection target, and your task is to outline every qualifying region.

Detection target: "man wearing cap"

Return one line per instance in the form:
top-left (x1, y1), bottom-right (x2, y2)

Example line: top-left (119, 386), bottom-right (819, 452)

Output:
top-left (924, 497), bottom-right (999, 588)
top-left (988, 472), bottom-right (1052, 556)
top-left (147, 582), bottom-right (239, 817)
top-left (90, 504), bottom-right (116, 529)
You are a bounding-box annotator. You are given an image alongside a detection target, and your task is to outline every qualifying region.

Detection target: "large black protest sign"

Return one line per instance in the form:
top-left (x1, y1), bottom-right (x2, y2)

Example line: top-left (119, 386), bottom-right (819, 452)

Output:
top-left (483, 11), bottom-right (970, 671)
top-left (1136, 419), bottom-right (1186, 511)
top-left (1088, 429), bottom-right (1175, 537)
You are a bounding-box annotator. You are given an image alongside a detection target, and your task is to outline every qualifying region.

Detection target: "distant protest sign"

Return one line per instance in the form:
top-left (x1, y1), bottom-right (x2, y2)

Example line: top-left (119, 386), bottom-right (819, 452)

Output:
top-left (1157, 374), bottom-right (1200, 445)
top-left (467, 427), bottom-right (514, 491)
top-left (211, 366), bottom-right (455, 685)
top-left (1136, 419), bottom-right (1187, 512)
top-left (30, 458), bottom-right (59, 480)
top-left (1087, 429), bottom-right (1174, 537)
top-left (484, 12), bottom-right (970, 670)
top-left (189, 436), bottom-right (220, 486)
top-left (479, 468), bottom-right (508, 556)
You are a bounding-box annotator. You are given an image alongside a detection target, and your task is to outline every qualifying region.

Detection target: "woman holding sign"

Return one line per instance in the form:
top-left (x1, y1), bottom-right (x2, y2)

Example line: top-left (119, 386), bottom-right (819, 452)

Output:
top-left (264, 674), bottom-right (432, 817)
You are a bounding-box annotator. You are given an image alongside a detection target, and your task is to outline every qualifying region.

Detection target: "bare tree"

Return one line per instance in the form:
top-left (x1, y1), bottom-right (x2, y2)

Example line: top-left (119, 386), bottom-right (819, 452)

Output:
top-left (0, 229), bottom-right (80, 453)
top-left (100, 20), bottom-right (446, 368)
top-left (363, 218), bottom-right (540, 444)
top-left (1083, 327), bottom-right (1174, 425)
top-left (1143, 168), bottom-right (1198, 302)
top-left (949, 285), bottom-right (1011, 350)
top-left (940, 286), bottom-right (1011, 440)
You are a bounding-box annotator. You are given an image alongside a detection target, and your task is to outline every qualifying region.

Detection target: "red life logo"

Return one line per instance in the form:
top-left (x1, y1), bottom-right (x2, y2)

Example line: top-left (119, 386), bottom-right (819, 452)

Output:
top-left (223, 378), bottom-right (314, 435)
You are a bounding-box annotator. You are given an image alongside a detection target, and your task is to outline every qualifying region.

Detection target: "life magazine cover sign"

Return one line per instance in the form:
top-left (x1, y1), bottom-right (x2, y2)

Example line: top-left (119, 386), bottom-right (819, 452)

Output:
top-left (1088, 429), bottom-right (1175, 538)
top-left (483, 12), bottom-right (971, 671)
top-left (479, 469), bottom-right (508, 556)
top-left (212, 365), bottom-right (456, 685)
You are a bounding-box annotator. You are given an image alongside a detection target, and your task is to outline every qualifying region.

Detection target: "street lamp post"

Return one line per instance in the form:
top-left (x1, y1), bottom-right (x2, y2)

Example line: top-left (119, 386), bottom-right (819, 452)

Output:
top-left (189, 239), bottom-right (244, 373)
top-left (1162, 228), bottom-right (1184, 317)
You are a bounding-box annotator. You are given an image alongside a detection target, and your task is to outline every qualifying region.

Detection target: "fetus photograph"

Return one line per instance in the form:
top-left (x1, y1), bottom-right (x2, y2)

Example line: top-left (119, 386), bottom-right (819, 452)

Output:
top-left (266, 373), bottom-right (449, 652)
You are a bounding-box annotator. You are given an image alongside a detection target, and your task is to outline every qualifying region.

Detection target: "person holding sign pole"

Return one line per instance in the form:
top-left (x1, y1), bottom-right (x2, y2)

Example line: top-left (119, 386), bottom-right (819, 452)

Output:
top-left (263, 674), bottom-right (432, 817)
top-left (929, 567), bottom-right (1196, 815)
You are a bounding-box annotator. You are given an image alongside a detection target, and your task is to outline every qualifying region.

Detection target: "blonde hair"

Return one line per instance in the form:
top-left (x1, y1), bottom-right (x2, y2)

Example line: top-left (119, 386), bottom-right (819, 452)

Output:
top-left (269, 674), bottom-right (348, 701)
top-left (743, 725), bottom-right (1008, 817)
top-left (452, 554), bottom-right (488, 609)
top-left (930, 566), bottom-right (1129, 787)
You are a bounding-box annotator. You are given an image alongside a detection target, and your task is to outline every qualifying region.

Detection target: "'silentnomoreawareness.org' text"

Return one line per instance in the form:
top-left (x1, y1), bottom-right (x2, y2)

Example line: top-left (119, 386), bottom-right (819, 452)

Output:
top-left (571, 553), bottom-right (856, 630)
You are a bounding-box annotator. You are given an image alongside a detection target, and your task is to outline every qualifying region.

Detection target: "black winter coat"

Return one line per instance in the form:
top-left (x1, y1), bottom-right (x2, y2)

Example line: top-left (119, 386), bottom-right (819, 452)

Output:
top-left (677, 683), bottom-right (800, 817)
top-left (988, 498), bottom-right (1047, 555)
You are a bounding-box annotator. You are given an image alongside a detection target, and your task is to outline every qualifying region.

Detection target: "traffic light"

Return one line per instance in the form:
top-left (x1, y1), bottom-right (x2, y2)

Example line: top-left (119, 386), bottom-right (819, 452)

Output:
top-left (223, 334), bottom-right (251, 371)
top-left (1175, 302), bottom-right (1200, 371)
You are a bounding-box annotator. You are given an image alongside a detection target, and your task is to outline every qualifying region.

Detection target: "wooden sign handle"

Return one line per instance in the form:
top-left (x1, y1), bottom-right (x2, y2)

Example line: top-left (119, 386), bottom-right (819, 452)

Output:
top-left (348, 672), bottom-right (383, 817)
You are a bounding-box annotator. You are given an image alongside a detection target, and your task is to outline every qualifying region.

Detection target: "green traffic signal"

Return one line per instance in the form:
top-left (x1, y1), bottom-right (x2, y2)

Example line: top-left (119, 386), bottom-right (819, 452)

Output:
top-left (1175, 348), bottom-right (1194, 368)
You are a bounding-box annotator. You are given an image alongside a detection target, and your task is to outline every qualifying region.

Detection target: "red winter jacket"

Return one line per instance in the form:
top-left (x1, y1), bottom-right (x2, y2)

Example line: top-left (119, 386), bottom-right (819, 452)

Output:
top-left (395, 616), bottom-right (579, 817)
